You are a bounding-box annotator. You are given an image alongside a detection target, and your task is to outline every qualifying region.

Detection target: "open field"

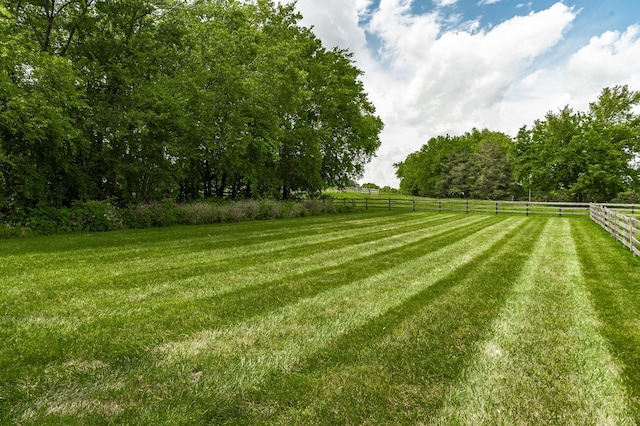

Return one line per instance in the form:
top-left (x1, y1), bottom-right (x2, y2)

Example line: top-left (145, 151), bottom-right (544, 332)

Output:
top-left (2, 211), bottom-right (640, 424)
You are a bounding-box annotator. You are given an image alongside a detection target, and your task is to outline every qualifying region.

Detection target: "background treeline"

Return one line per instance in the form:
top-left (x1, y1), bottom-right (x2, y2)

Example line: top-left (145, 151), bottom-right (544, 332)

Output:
top-left (395, 86), bottom-right (640, 202)
top-left (0, 0), bottom-right (383, 219)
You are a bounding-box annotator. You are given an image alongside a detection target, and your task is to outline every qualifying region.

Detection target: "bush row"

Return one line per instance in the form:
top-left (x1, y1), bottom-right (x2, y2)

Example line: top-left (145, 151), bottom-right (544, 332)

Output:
top-left (0, 198), bottom-right (360, 238)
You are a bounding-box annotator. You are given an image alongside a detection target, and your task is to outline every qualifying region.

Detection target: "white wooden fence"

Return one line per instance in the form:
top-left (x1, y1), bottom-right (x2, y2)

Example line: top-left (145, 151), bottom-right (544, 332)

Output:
top-left (342, 187), bottom-right (381, 196)
top-left (339, 198), bottom-right (591, 216)
top-left (590, 204), bottom-right (640, 257)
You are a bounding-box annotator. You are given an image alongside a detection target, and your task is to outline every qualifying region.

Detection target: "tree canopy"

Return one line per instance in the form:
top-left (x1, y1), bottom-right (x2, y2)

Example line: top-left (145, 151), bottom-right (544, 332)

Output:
top-left (395, 128), bottom-right (515, 200)
top-left (396, 86), bottom-right (640, 202)
top-left (0, 0), bottom-right (383, 214)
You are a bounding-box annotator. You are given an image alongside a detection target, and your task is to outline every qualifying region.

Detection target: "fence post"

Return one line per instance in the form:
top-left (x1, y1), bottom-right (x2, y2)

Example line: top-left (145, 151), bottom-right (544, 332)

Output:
top-left (629, 215), bottom-right (633, 252)
top-left (388, 198), bottom-right (391, 211)
top-left (633, 217), bottom-right (638, 257)
top-left (495, 202), bottom-right (498, 215)
top-left (438, 200), bottom-right (442, 213)
top-left (365, 198), bottom-right (368, 211)
top-left (466, 200), bottom-right (469, 214)
top-left (413, 199), bottom-right (416, 212)
top-left (559, 206), bottom-right (562, 217)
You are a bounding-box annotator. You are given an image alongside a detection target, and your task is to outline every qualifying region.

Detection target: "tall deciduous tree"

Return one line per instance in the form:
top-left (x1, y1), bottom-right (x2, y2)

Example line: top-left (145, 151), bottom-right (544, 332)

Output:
top-left (514, 86), bottom-right (640, 202)
top-left (395, 129), bottom-right (515, 199)
top-left (1, 1), bottom-right (89, 209)
top-left (470, 135), bottom-right (515, 200)
top-left (1, 0), bottom-right (383, 213)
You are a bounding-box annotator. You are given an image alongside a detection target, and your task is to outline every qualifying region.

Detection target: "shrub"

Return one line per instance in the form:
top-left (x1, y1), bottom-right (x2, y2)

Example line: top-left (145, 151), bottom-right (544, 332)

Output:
top-left (0, 223), bottom-right (29, 238)
top-left (180, 202), bottom-right (222, 225)
top-left (303, 199), bottom-right (338, 215)
top-left (69, 200), bottom-right (123, 232)
top-left (124, 199), bottom-right (183, 228)
top-left (256, 200), bottom-right (281, 220)
top-left (241, 199), bottom-right (260, 220)
top-left (25, 206), bottom-right (71, 235)
top-left (2, 197), bottom-right (357, 238)
top-left (611, 191), bottom-right (640, 204)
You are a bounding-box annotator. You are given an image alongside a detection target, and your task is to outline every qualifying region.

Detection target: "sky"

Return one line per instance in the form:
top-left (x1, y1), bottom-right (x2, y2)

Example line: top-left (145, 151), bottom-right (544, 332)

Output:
top-left (291, 0), bottom-right (640, 188)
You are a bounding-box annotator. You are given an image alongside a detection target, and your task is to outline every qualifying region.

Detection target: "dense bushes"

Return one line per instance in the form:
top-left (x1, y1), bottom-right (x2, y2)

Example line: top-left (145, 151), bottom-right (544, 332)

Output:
top-left (0, 198), bottom-right (358, 238)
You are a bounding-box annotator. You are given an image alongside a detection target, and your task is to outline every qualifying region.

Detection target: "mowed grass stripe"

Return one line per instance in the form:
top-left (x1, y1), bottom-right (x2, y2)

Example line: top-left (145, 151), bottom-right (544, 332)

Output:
top-left (237, 217), bottom-right (547, 425)
top-left (144, 217), bottom-right (528, 421)
top-left (1, 213), bottom-right (463, 323)
top-left (18, 217), bottom-right (526, 422)
top-left (6, 214), bottom-right (497, 375)
top-left (434, 219), bottom-right (633, 425)
top-left (1, 213), bottom-right (455, 293)
top-left (571, 219), bottom-right (640, 422)
top-left (0, 212), bottom-right (428, 271)
top-left (1, 214), bottom-right (494, 411)
top-left (4, 216), bottom-right (487, 331)
top-left (100, 214), bottom-right (484, 303)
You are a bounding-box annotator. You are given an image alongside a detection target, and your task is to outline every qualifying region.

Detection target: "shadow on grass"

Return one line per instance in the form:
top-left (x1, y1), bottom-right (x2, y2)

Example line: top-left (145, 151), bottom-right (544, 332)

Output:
top-left (73, 216), bottom-right (502, 360)
top-left (572, 219), bottom-right (640, 422)
top-left (204, 218), bottom-right (547, 424)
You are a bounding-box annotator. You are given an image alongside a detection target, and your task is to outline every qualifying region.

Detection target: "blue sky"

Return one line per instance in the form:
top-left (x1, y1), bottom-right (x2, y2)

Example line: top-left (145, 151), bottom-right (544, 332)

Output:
top-left (293, 0), bottom-right (640, 187)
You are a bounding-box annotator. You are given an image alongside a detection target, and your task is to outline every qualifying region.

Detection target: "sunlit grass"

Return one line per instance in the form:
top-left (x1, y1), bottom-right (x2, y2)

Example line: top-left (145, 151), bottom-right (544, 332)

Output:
top-left (434, 219), bottom-right (633, 424)
top-left (1, 212), bottom-right (639, 424)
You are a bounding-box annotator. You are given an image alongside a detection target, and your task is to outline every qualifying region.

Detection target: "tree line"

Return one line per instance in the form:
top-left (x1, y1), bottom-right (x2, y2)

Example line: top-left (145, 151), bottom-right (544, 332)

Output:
top-left (395, 86), bottom-right (640, 202)
top-left (0, 0), bottom-right (383, 216)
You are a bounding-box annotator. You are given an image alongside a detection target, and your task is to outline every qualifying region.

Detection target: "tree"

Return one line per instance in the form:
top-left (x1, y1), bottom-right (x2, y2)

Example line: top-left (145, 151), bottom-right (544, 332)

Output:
top-left (361, 183), bottom-right (380, 189)
top-left (470, 137), bottom-right (515, 200)
top-left (395, 129), bottom-right (516, 199)
top-left (1, 0), bottom-right (384, 211)
top-left (0, 2), bottom-right (89, 209)
top-left (574, 86), bottom-right (640, 201)
top-left (514, 86), bottom-right (640, 202)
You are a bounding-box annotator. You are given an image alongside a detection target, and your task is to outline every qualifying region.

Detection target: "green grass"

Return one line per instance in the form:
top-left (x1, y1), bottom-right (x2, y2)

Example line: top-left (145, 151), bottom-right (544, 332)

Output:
top-left (1, 211), bottom-right (639, 424)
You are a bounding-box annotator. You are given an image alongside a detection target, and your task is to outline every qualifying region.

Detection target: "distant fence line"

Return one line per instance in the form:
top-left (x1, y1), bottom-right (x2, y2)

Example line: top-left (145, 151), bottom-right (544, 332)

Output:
top-left (337, 197), bottom-right (640, 256)
top-left (343, 187), bottom-right (381, 196)
top-left (590, 204), bottom-right (640, 257)
top-left (339, 197), bottom-right (597, 216)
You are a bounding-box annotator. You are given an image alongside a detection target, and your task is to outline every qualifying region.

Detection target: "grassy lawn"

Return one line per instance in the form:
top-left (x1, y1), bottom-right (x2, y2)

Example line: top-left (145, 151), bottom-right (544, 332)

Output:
top-left (1, 211), bottom-right (639, 424)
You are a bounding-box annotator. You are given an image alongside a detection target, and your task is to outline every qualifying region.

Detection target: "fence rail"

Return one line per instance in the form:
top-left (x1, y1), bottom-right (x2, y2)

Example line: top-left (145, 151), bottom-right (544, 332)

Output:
top-left (590, 204), bottom-right (640, 257)
top-left (339, 197), bottom-right (597, 216)
top-left (342, 187), bottom-right (381, 196)
top-left (338, 197), bottom-right (639, 256)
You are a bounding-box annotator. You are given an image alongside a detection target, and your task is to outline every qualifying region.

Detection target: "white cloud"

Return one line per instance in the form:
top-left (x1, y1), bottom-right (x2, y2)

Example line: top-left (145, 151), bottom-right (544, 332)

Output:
top-left (568, 25), bottom-right (640, 87)
top-left (293, 1), bottom-right (640, 187)
top-left (501, 24), bottom-right (640, 121)
top-left (434, 0), bottom-right (458, 6)
top-left (294, 0), bottom-right (370, 53)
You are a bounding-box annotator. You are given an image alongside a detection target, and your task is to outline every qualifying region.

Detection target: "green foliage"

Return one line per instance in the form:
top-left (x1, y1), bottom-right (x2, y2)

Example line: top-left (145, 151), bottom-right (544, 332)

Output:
top-left (0, 0), bottom-right (383, 215)
top-left (69, 200), bottom-right (123, 232)
top-left (397, 86), bottom-right (640, 202)
top-left (361, 183), bottom-right (380, 189)
top-left (0, 198), bottom-right (348, 237)
top-left (381, 186), bottom-right (401, 194)
top-left (395, 129), bottom-right (516, 199)
top-left (513, 86), bottom-right (640, 202)
top-left (24, 205), bottom-right (72, 235)
top-left (611, 191), bottom-right (640, 204)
